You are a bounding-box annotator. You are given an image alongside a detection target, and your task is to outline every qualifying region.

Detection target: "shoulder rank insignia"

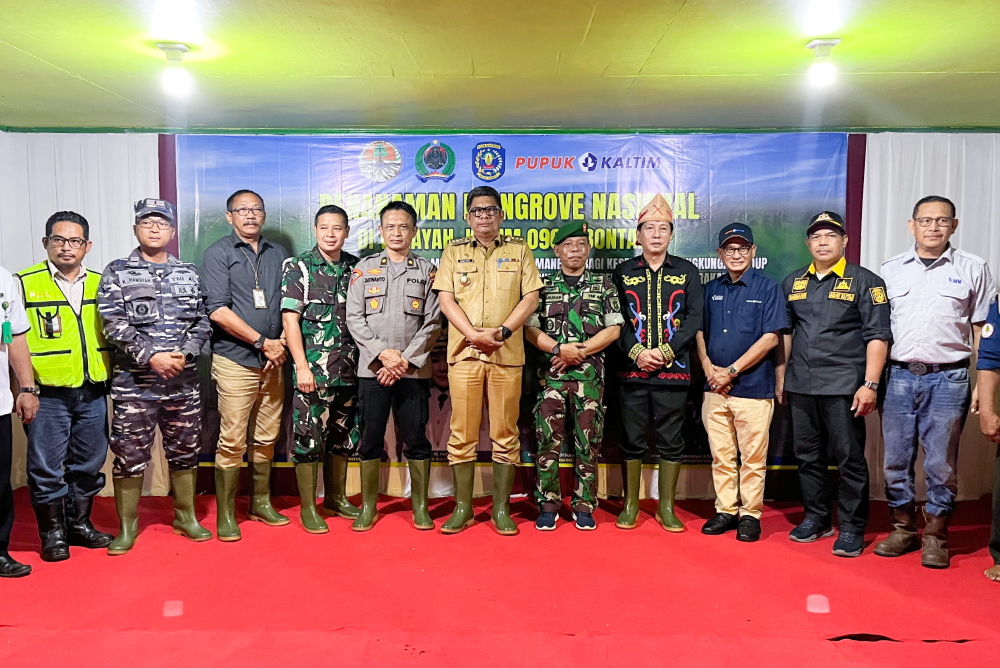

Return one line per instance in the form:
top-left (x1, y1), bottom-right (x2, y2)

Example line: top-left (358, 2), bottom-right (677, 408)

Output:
top-left (503, 235), bottom-right (526, 244)
top-left (870, 287), bottom-right (887, 305)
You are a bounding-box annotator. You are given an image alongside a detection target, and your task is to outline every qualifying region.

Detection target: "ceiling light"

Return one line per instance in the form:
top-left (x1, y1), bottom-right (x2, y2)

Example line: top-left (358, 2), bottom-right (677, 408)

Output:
top-left (803, 0), bottom-right (842, 36)
top-left (151, 0), bottom-right (203, 45)
top-left (161, 66), bottom-right (193, 96)
top-left (806, 38), bottom-right (841, 86)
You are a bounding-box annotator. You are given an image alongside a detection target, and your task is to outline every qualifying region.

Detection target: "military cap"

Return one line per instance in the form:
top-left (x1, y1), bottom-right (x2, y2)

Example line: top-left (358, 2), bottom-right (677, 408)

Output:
top-left (806, 210), bottom-right (846, 236)
top-left (134, 198), bottom-right (176, 226)
top-left (637, 193), bottom-right (673, 230)
top-left (552, 220), bottom-right (590, 246)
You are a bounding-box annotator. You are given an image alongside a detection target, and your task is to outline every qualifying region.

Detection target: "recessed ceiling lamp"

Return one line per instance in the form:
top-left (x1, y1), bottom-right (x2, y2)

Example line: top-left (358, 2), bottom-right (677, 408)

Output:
top-left (157, 42), bottom-right (193, 96)
top-left (806, 38), bottom-right (841, 86)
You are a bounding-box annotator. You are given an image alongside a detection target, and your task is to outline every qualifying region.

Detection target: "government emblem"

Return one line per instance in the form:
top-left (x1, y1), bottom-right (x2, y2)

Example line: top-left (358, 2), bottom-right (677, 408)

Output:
top-left (870, 287), bottom-right (887, 305)
top-left (416, 140), bottom-right (456, 182)
top-left (411, 299), bottom-right (421, 310)
top-left (358, 140), bottom-right (402, 183)
top-left (369, 299), bottom-right (380, 310)
top-left (473, 142), bottom-right (505, 182)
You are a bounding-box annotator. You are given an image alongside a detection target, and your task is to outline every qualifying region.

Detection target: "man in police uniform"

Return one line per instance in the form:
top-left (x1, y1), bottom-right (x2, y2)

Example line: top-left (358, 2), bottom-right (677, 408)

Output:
top-left (976, 297), bottom-right (1000, 584)
top-left (346, 201), bottom-right (442, 531)
top-left (525, 221), bottom-right (622, 531)
top-left (16, 211), bottom-right (113, 561)
top-left (777, 211), bottom-right (891, 557)
top-left (612, 194), bottom-right (703, 532)
top-left (98, 199), bottom-right (213, 554)
top-left (433, 185), bottom-right (543, 536)
top-left (282, 204), bottom-right (361, 534)
top-left (877, 196), bottom-right (995, 568)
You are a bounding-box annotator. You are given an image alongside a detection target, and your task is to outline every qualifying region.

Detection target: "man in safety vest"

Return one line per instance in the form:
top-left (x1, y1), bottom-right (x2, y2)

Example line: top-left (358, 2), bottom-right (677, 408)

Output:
top-left (15, 211), bottom-right (113, 562)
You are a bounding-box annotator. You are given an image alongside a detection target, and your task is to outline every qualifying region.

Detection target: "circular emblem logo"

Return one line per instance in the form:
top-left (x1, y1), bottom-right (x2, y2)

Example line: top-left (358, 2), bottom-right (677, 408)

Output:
top-left (579, 152), bottom-right (597, 172)
top-left (985, 323), bottom-right (995, 339)
top-left (459, 274), bottom-right (471, 286)
top-left (416, 140), bottom-right (456, 182)
top-left (358, 140), bottom-right (402, 183)
top-left (369, 299), bottom-right (380, 310)
top-left (472, 142), bottom-right (505, 182)
top-left (411, 299), bottom-right (421, 310)
top-left (135, 303), bottom-right (149, 316)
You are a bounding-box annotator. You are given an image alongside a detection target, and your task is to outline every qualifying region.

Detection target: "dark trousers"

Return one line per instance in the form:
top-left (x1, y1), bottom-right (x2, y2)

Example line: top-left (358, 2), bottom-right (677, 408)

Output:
top-left (110, 396), bottom-right (202, 478)
top-left (0, 414), bottom-right (13, 552)
top-left (358, 378), bottom-right (431, 462)
top-left (24, 384), bottom-right (108, 505)
top-left (991, 444), bottom-right (1000, 566)
top-left (619, 383), bottom-right (687, 462)
top-left (788, 392), bottom-right (870, 533)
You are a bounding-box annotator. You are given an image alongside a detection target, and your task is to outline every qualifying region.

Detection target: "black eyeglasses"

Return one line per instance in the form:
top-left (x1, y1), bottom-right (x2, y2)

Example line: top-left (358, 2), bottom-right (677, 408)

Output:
top-left (137, 219), bottom-right (173, 230)
top-left (229, 207), bottom-right (265, 217)
top-left (915, 217), bottom-right (954, 228)
top-left (722, 246), bottom-right (751, 256)
top-left (468, 206), bottom-right (501, 218)
top-left (46, 236), bottom-right (87, 249)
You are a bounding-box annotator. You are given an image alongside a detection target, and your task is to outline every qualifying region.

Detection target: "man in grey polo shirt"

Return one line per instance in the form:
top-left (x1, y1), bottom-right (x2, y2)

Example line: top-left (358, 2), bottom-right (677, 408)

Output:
top-left (877, 195), bottom-right (996, 568)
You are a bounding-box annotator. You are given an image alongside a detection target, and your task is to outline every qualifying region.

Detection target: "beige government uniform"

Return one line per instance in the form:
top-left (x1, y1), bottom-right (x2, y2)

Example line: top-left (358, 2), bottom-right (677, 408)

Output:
top-left (432, 235), bottom-right (543, 465)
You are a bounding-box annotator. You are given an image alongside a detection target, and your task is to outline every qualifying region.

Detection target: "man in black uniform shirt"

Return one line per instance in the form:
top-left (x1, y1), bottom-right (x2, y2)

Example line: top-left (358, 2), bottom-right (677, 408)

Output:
top-left (777, 211), bottom-right (891, 558)
top-left (612, 194), bottom-right (703, 532)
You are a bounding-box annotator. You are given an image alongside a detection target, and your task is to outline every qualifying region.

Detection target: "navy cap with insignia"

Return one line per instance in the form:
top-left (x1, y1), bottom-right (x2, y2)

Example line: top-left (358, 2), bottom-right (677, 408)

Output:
top-left (718, 223), bottom-right (754, 248)
top-left (806, 210), bottom-right (846, 236)
top-left (134, 198), bottom-right (176, 225)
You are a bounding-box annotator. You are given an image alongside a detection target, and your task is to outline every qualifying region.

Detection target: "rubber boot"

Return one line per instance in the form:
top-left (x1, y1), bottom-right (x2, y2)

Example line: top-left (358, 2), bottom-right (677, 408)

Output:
top-left (169, 469), bottom-right (212, 542)
top-left (248, 461), bottom-right (290, 526)
top-left (654, 459), bottom-right (685, 532)
top-left (321, 453), bottom-right (361, 519)
top-left (107, 477), bottom-right (143, 555)
top-left (616, 459), bottom-right (642, 529)
top-left (408, 459), bottom-right (434, 530)
top-left (215, 466), bottom-right (242, 542)
top-left (440, 462), bottom-right (476, 534)
top-left (490, 462), bottom-right (518, 536)
top-left (352, 459), bottom-right (380, 532)
top-left (874, 504), bottom-right (919, 557)
top-left (921, 507), bottom-right (952, 569)
top-left (65, 496), bottom-right (114, 548)
top-left (295, 463), bottom-right (329, 534)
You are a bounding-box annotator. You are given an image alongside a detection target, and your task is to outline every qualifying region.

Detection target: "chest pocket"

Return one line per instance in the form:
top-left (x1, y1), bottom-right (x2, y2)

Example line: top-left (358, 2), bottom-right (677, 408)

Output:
top-left (305, 275), bottom-right (341, 322)
top-left (404, 284), bottom-right (425, 316)
top-left (886, 284), bottom-right (910, 309)
top-left (365, 296), bottom-right (385, 315)
top-left (166, 271), bottom-right (200, 320)
top-left (938, 281), bottom-right (970, 318)
top-left (737, 302), bottom-right (762, 334)
top-left (543, 300), bottom-right (567, 334)
top-left (122, 283), bottom-right (159, 325)
top-left (454, 264), bottom-right (477, 293)
top-left (496, 257), bottom-right (520, 290)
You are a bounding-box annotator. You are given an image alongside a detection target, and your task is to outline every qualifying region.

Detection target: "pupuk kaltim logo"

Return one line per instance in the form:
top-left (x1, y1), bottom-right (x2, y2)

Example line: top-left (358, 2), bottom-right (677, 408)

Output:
top-left (358, 140), bottom-right (402, 183)
top-left (415, 140), bottom-right (456, 182)
top-left (472, 142), bottom-right (505, 182)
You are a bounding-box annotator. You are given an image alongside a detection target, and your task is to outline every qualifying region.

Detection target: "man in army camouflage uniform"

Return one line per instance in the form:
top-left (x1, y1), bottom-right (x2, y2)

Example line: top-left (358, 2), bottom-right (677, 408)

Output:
top-left (525, 221), bottom-right (623, 531)
top-left (97, 198), bottom-right (213, 554)
top-left (281, 204), bottom-right (361, 534)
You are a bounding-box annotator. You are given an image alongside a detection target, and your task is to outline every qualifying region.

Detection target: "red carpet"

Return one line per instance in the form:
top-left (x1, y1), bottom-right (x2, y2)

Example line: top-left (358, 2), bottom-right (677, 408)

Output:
top-left (2, 488), bottom-right (999, 667)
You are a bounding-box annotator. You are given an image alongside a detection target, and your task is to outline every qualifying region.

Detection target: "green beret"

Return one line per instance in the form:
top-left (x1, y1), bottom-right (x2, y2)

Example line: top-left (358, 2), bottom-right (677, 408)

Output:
top-left (552, 220), bottom-right (590, 246)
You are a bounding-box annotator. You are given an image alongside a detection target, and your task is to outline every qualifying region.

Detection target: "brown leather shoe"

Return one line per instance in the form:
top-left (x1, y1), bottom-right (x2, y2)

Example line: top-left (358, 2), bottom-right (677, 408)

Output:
top-left (873, 504), bottom-right (919, 557)
top-left (921, 507), bottom-right (951, 569)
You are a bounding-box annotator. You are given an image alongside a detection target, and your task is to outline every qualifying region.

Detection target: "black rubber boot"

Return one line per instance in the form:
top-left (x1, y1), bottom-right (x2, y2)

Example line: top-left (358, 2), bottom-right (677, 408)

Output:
top-left (33, 500), bottom-right (70, 562)
top-left (66, 496), bottom-right (113, 548)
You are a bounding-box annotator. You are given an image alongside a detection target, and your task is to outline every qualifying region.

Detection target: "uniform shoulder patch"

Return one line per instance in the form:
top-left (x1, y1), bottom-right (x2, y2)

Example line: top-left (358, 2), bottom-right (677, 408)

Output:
top-left (350, 268), bottom-right (363, 285)
top-left (449, 237), bottom-right (473, 246)
top-left (870, 286), bottom-right (887, 305)
top-left (984, 323), bottom-right (994, 338)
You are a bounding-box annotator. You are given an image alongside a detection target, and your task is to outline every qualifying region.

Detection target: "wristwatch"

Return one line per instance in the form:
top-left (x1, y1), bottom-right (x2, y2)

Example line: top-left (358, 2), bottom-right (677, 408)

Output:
top-left (254, 334), bottom-right (266, 350)
top-left (500, 326), bottom-right (513, 340)
top-left (863, 380), bottom-right (879, 391)
top-left (20, 386), bottom-right (39, 396)
top-left (727, 365), bottom-right (739, 376)
top-left (551, 343), bottom-right (561, 357)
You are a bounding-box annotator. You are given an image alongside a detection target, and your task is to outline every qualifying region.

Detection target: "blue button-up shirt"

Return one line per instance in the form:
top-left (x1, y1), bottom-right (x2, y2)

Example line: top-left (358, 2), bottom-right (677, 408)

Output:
top-left (701, 267), bottom-right (789, 399)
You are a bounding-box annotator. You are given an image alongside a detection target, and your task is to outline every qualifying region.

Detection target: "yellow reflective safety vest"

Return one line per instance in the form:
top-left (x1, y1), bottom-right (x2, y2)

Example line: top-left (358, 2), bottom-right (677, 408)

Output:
top-left (16, 262), bottom-right (111, 387)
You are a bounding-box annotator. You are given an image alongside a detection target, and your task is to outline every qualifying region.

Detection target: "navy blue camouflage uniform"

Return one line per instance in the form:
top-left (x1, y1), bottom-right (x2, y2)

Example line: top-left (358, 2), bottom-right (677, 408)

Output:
top-left (98, 249), bottom-right (212, 478)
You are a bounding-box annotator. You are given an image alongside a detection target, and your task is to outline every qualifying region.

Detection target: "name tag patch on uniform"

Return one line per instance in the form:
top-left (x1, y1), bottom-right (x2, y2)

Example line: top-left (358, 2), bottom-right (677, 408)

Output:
top-left (712, 295), bottom-right (724, 301)
top-left (457, 258), bottom-right (474, 263)
top-left (119, 271), bottom-right (154, 286)
top-left (406, 277), bottom-right (427, 285)
top-left (832, 277), bottom-right (853, 292)
top-left (172, 284), bottom-right (198, 296)
top-left (788, 292), bottom-right (808, 301)
top-left (870, 287), bottom-right (887, 304)
top-left (828, 291), bottom-right (855, 302)
top-left (792, 278), bottom-right (808, 292)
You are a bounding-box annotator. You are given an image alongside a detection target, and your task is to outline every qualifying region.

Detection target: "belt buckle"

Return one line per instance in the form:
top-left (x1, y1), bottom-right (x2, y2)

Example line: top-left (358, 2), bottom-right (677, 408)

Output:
top-left (907, 362), bottom-right (928, 376)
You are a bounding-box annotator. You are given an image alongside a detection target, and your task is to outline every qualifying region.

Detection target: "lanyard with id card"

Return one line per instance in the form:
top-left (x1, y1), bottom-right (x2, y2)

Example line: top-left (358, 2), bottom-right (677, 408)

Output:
top-left (240, 247), bottom-right (268, 309)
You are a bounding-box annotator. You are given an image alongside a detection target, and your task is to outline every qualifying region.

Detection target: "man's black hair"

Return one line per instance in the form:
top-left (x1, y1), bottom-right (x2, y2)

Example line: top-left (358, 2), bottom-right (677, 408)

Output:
top-left (226, 189), bottom-right (265, 212)
top-left (912, 195), bottom-right (956, 220)
top-left (379, 200), bottom-right (418, 225)
top-left (45, 211), bottom-right (90, 239)
top-left (466, 186), bottom-right (502, 209)
top-left (315, 204), bottom-right (349, 226)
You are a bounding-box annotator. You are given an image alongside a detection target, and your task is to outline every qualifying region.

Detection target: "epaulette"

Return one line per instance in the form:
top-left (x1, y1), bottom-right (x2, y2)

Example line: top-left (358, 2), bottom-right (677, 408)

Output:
top-left (449, 237), bottom-right (473, 246)
top-left (503, 235), bottom-right (526, 244)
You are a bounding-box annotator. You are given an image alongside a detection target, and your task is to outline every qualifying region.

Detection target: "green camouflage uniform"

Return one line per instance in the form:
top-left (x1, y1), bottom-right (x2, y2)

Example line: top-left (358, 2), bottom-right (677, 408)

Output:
top-left (281, 246), bottom-right (360, 464)
top-left (526, 270), bottom-right (623, 512)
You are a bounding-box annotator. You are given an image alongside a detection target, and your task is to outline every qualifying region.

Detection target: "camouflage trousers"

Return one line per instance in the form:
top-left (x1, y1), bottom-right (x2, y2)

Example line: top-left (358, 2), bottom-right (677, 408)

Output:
top-left (534, 378), bottom-right (604, 513)
top-left (291, 386), bottom-right (359, 464)
top-left (110, 395), bottom-right (201, 478)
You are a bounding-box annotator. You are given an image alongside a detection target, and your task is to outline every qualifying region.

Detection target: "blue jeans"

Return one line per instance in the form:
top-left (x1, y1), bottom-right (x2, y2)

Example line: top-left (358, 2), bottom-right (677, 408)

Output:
top-left (24, 385), bottom-right (109, 505)
top-left (882, 366), bottom-right (970, 517)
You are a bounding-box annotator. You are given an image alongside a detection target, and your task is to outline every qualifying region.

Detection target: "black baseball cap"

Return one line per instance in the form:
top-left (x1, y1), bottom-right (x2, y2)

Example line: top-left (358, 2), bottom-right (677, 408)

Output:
top-left (806, 211), bottom-right (845, 235)
top-left (134, 198), bottom-right (176, 226)
top-left (718, 223), bottom-right (754, 247)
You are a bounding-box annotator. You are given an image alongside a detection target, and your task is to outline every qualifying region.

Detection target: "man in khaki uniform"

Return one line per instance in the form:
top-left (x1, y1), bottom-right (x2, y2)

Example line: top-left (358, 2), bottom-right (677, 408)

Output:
top-left (433, 185), bottom-right (542, 535)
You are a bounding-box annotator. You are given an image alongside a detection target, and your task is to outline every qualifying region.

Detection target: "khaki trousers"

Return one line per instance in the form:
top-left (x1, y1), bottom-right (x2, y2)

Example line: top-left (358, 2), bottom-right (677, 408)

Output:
top-left (446, 359), bottom-right (521, 465)
top-left (701, 392), bottom-right (773, 519)
top-left (212, 353), bottom-right (285, 469)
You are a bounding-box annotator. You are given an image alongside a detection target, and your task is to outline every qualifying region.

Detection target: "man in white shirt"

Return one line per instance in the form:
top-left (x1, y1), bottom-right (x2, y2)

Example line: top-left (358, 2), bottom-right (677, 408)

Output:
top-left (0, 266), bottom-right (39, 577)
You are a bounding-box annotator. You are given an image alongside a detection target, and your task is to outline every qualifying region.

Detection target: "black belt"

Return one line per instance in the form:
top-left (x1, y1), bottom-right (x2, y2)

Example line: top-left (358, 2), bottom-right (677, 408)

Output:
top-left (889, 359), bottom-right (968, 376)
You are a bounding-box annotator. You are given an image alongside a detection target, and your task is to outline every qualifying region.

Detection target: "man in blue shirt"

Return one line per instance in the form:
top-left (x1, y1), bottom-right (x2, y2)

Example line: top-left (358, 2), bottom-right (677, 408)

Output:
top-left (976, 296), bottom-right (1000, 584)
top-left (696, 224), bottom-right (788, 541)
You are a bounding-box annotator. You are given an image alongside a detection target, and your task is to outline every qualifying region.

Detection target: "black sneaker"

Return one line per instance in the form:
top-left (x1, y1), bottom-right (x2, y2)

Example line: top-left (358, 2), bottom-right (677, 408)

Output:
top-left (701, 512), bottom-right (739, 535)
top-left (573, 511), bottom-right (597, 531)
top-left (736, 516), bottom-right (761, 542)
top-left (535, 511), bottom-right (557, 531)
top-left (832, 531), bottom-right (864, 557)
top-left (789, 518), bottom-right (834, 543)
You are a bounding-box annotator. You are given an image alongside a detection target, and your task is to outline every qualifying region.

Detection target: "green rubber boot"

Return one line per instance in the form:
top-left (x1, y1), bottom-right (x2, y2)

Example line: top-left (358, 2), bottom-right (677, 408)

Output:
top-left (215, 466), bottom-right (242, 542)
top-left (440, 462), bottom-right (476, 534)
top-left (295, 463), bottom-right (329, 534)
top-left (248, 461), bottom-right (290, 526)
top-left (616, 459), bottom-right (642, 529)
top-left (490, 462), bottom-right (518, 536)
top-left (654, 459), bottom-right (685, 532)
top-left (352, 459), bottom-right (381, 532)
top-left (321, 453), bottom-right (361, 519)
top-left (170, 469), bottom-right (211, 542)
top-left (408, 459), bottom-right (434, 530)
top-left (107, 477), bottom-right (143, 555)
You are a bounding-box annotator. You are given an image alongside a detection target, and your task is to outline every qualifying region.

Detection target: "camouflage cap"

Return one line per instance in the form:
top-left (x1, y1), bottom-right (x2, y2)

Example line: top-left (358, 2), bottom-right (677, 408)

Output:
top-left (552, 220), bottom-right (590, 246)
top-left (134, 198), bottom-right (176, 225)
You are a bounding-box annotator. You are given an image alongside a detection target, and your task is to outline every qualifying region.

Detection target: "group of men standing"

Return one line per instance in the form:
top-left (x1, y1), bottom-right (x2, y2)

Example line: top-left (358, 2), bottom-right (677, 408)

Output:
top-left (1, 187), bottom-right (998, 587)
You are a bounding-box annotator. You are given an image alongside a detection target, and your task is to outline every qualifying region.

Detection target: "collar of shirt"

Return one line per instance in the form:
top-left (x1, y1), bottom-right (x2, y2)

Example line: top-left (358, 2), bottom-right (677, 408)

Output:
top-left (471, 236), bottom-right (503, 250)
top-left (720, 266), bottom-right (756, 286)
top-left (309, 245), bottom-right (352, 269)
top-left (634, 254), bottom-right (675, 270)
top-left (47, 260), bottom-right (87, 284)
top-left (125, 247), bottom-right (180, 270)
top-left (375, 250), bottom-right (418, 272)
top-left (904, 242), bottom-right (954, 267)
top-left (549, 269), bottom-right (591, 288)
top-left (806, 256), bottom-right (846, 278)
top-left (229, 229), bottom-right (273, 253)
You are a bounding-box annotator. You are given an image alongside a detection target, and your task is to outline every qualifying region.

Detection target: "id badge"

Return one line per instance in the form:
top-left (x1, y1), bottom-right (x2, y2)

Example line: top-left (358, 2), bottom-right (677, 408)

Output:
top-left (253, 289), bottom-right (267, 309)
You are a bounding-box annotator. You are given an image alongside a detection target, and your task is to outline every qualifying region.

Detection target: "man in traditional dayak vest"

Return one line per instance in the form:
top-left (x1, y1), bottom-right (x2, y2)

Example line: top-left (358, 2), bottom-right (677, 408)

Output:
top-left (16, 211), bottom-right (114, 562)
